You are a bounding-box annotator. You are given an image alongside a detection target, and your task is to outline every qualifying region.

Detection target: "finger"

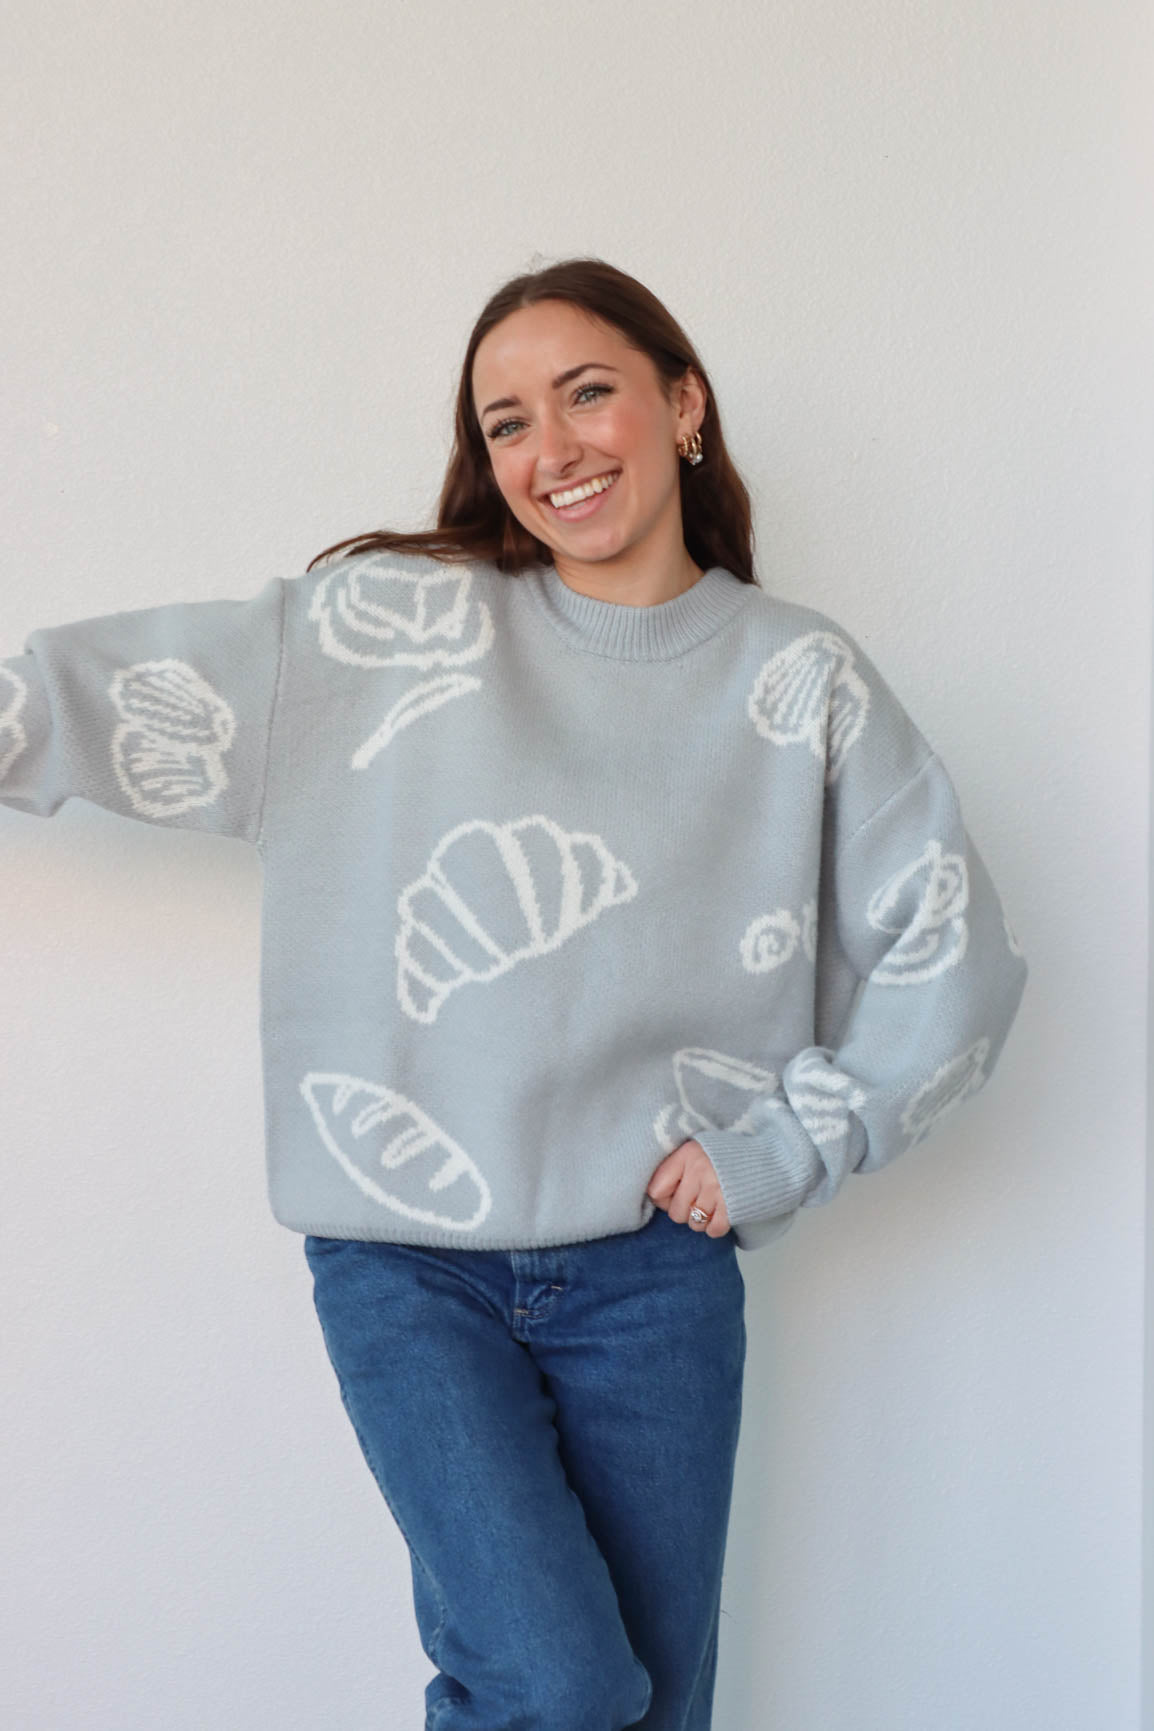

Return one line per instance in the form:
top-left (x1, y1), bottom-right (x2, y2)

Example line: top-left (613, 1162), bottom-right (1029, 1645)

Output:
top-left (689, 1196), bottom-right (721, 1233)
top-left (663, 1172), bottom-right (693, 1224)
top-left (685, 1182), bottom-right (726, 1234)
top-left (647, 1152), bottom-right (686, 1203)
top-left (669, 1170), bottom-right (711, 1226)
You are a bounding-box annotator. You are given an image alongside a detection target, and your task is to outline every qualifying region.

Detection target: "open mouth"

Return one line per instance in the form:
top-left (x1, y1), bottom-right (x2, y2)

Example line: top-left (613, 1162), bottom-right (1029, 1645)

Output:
top-left (544, 470), bottom-right (622, 519)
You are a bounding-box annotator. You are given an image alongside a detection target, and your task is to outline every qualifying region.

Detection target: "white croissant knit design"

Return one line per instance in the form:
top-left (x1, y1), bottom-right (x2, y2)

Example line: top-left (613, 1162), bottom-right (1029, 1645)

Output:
top-left (0, 552), bottom-right (1029, 1252)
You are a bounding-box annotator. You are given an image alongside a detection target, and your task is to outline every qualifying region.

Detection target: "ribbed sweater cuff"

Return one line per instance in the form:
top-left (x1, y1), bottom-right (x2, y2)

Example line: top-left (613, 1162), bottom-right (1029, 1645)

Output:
top-left (690, 1118), bottom-right (825, 1226)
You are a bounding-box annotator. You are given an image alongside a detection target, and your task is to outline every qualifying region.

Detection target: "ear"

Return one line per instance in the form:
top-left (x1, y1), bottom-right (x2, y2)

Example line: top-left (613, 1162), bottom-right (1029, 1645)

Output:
top-left (675, 366), bottom-right (708, 435)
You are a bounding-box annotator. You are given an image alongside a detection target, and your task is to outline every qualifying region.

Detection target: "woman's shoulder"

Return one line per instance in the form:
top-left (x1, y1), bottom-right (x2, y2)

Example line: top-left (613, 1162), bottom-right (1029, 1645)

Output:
top-left (736, 577), bottom-right (936, 762)
top-left (736, 577), bottom-right (881, 670)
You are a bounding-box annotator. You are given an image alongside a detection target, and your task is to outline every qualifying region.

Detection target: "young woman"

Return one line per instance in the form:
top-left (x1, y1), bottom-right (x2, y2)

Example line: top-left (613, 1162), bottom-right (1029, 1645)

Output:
top-left (1, 257), bottom-right (1028, 1730)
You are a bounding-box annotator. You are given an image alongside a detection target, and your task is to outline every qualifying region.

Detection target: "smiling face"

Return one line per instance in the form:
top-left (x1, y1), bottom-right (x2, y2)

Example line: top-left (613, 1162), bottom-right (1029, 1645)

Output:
top-left (471, 299), bottom-right (705, 592)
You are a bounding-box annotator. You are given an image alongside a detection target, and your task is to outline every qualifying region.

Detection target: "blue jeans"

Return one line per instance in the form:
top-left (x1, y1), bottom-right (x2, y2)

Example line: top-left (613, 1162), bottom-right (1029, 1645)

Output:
top-left (303, 1204), bottom-right (747, 1731)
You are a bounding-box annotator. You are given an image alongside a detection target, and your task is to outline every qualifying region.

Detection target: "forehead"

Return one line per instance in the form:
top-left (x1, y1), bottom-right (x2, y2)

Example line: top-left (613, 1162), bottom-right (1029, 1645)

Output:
top-left (472, 302), bottom-right (635, 395)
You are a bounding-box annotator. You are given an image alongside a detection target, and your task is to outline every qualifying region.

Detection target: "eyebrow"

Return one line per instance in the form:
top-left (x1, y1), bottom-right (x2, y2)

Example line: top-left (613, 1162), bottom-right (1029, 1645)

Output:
top-left (479, 362), bottom-right (621, 420)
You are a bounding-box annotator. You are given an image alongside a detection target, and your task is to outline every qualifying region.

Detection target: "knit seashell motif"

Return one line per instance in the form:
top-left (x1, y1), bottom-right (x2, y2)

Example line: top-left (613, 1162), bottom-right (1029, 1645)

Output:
top-left (110, 661), bottom-right (232, 744)
top-left (778, 1049), bottom-right (868, 1147)
top-left (396, 814), bottom-right (639, 1024)
top-left (300, 1072), bottom-right (492, 1230)
top-left (108, 659), bottom-right (236, 817)
top-left (747, 629), bottom-right (870, 783)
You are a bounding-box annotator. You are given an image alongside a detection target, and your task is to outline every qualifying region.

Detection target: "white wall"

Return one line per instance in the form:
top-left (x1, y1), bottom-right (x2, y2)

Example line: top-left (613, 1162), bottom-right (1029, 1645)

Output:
top-left (2, 3), bottom-right (1150, 1727)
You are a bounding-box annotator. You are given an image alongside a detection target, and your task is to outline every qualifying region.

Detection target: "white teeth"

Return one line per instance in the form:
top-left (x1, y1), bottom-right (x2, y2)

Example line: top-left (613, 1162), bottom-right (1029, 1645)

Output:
top-left (548, 472), bottom-right (619, 509)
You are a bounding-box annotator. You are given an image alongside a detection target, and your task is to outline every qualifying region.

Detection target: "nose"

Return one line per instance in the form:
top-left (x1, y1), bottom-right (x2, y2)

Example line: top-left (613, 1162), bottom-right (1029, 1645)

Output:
top-left (535, 406), bottom-right (582, 478)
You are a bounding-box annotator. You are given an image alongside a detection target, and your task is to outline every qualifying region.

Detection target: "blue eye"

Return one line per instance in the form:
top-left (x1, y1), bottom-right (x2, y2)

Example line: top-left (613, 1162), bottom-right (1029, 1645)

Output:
top-left (486, 381), bottom-right (614, 441)
top-left (574, 382), bottom-right (613, 406)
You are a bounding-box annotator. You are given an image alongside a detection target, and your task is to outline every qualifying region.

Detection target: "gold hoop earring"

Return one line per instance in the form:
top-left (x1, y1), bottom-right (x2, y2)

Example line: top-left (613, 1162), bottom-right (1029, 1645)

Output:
top-left (677, 430), bottom-right (703, 466)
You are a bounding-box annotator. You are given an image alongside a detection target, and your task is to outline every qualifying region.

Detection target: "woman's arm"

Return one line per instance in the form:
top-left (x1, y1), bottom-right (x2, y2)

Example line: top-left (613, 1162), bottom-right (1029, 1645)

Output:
top-left (0, 575), bottom-right (285, 845)
top-left (693, 734), bottom-right (1029, 1230)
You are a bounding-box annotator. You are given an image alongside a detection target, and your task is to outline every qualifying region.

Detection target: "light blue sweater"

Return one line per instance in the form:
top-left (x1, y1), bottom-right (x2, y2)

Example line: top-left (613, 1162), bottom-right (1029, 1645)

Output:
top-left (0, 552), bottom-right (1028, 1252)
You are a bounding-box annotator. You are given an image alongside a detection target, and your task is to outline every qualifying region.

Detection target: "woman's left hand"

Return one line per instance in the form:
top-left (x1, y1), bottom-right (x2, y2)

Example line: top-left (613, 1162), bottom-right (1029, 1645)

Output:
top-left (646, 1140), bottom-right (731, 1237)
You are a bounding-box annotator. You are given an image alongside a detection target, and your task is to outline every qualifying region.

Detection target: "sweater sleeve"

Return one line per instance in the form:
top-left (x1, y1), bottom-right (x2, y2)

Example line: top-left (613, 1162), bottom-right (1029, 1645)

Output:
top-left (691, 745), bottom-right (1030, 1230)
top-left (0, 575), bottom-right (285, 845)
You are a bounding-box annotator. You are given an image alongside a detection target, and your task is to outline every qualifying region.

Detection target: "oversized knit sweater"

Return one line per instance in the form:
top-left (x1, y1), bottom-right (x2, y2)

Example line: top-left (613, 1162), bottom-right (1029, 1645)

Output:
top-left (0, 551), bottom-right (1028, 1252)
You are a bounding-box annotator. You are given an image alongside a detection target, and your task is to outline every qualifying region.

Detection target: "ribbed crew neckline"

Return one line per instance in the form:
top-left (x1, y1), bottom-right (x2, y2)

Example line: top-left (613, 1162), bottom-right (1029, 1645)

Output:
top-left (526, 563), bottom-right (750, 661)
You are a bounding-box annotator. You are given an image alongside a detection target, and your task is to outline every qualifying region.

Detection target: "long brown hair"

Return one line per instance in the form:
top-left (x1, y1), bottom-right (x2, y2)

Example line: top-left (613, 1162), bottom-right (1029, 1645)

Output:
top-left (306, 256), bottom-right (759, 585)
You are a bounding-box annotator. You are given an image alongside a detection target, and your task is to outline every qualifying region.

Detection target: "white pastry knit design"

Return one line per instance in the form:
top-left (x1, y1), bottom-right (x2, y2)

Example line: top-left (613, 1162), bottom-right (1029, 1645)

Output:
top-left (0, 553), bottom-right (1028, 1252)
top-left (396, 815), bottom-right (639, 1024)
